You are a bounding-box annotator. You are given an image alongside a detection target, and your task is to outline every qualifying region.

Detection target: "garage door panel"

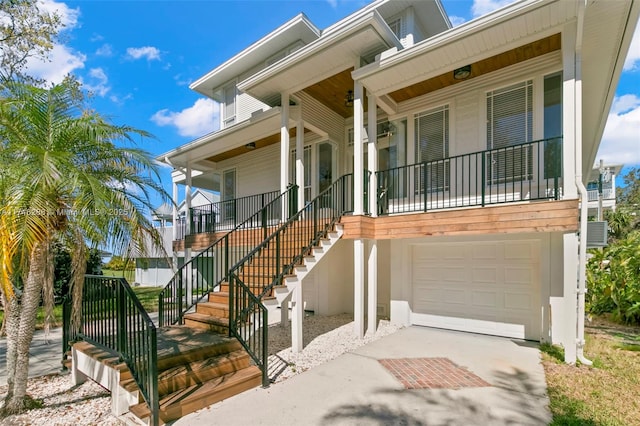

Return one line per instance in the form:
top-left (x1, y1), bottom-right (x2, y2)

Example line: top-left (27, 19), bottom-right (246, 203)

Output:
top-left (411, 240), bottom-right (541, 341)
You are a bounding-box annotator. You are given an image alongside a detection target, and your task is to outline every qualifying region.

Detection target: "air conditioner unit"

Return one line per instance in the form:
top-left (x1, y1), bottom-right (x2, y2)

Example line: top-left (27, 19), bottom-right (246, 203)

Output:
top-left (586, 221), bottom-right (608, 248)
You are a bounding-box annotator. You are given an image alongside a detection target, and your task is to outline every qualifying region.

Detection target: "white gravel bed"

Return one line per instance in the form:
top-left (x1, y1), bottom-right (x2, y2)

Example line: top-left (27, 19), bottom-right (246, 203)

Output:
top-left (0, 314), bottom-right (401, 424)
top-left (0, 374), bottom-right (120, 426)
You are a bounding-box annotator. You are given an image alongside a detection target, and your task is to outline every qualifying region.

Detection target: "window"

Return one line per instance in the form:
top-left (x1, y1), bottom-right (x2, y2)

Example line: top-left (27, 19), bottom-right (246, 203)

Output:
top-left (387, 17), bottom-right (404, 40)
top-left (544, 72), bottom-right (562, 179)
top-left (223, 84), bottom-right (236, 127)
top-left (486, 81), bottom-right (533, 183)
top-left (222, 169), bottom-right (236, 221)
top-left (290, 145), bottom-right (311, 203)
top-left (415, 106), bottom-right (449, 192)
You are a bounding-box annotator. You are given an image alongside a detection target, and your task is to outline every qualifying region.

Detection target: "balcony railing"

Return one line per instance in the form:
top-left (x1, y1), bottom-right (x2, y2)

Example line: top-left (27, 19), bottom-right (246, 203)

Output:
top-left (174, 190), bottom-right (281, 240)
top-left (587, 188), bottom-right (615, 202)
top-left (376, 137), bottom-right (563, 215)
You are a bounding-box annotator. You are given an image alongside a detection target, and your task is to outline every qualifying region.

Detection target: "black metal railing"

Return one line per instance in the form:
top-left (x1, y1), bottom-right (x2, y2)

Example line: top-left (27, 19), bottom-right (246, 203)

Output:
top-left (158, 187), bottom-right (298, 327)
top-left (190, 190), bottom-right (280, 235)
top-left (227, 174), bottom-right (354, 386)
top-left (64, 275), bottom-right (159, 426)
top-left (376, 137), bottom-right (562, 215)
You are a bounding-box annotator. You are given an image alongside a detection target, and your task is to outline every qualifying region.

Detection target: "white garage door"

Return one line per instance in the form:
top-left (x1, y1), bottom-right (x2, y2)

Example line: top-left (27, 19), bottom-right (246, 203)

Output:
top-left (411, 240), bottom-right (541, 340)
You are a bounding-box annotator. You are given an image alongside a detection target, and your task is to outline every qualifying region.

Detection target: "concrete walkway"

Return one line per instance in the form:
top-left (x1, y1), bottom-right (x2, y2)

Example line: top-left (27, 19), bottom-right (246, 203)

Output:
top-left (0, 327), bottom-right (64, 387)
top-left (177, 327), bottom-right (552, 426)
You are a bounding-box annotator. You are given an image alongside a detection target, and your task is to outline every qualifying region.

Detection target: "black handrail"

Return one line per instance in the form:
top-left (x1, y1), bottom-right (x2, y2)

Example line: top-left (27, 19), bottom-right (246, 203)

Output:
top-left (190, 190), bottom-right (280, 235)
top-left (64, 275), bottom-right (159, 426)
top-left (376, 137), bottom-right (562, 215)
top-left (158, 186), bottom-right (298, 327)
top-left (227, 174), bottom-right (354, 386)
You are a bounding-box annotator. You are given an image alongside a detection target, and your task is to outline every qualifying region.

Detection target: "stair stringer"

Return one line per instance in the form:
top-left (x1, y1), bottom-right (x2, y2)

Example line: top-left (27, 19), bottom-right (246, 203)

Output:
top-left (265, 223), bottom-right (344, 325)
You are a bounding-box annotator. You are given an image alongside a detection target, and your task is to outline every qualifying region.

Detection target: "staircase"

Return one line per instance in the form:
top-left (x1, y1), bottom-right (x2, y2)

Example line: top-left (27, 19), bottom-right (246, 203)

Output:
top-left (65, 176), bottom-right (354, 425)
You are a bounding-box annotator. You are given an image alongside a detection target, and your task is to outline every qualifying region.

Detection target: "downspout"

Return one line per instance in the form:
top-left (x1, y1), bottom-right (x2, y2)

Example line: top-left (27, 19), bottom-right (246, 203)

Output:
top-left (574, 0), bottom-right (592, 366)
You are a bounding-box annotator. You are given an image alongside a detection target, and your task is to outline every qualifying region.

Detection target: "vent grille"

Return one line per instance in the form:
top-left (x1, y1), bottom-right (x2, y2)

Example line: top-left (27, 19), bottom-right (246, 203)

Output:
top-left (587, 221), bottom-right (608, 248)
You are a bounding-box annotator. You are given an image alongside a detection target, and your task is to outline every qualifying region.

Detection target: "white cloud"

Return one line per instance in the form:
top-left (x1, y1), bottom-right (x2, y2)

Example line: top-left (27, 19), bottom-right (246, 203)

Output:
top-left (25, 44), bottom-right (85, 84)
top-left (471, 0), bottom-right (513, 17)
top-left (126, 46), bottom-right (161, 61)
top-left (623, 25), bottom-right (640, 71)
top-left (83, 67), bottom-right (110, 97)
top-left (151, 99), bottom-right (219, 138)
top-left (449, 16), bottom-right (467, 27)
top-left (597, 94), bottom-right (640, 166)
top-left (174, 74), bottom-right (191, 86)
top-left (96, 43), bottom-right (113, 57)
top-left (326, 0), bottom-right (338, 9)
top-left (38, 0), bottom-right (79, 29)
top-left (110, 93), bottom-right (133, 105)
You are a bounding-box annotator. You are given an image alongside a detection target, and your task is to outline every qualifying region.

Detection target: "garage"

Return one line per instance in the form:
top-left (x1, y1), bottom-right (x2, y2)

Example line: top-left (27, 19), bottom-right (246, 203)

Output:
top-left (411, 240), bottom-right (541, 341)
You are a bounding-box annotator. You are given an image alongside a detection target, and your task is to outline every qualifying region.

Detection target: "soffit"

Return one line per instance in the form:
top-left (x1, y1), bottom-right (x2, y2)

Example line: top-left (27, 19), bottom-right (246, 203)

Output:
top-left (388, 34), bottom-right (561, 102)
top-left (302, 67), bottom-right (370, 118)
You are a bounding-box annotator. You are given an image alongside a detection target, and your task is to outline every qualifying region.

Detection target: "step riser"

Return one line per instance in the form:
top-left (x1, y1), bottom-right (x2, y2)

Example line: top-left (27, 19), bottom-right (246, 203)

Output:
top-left (158, 353), bottom-right (251, 396)
top-left (196, 305), bottom-right (229, 318)
top-left (157, 341), bottom-right (240, 371)
top-left (184, 318), bottom-right (229, 334)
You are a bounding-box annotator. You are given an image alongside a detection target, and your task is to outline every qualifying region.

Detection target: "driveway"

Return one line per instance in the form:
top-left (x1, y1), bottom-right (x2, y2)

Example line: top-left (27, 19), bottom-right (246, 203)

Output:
top-left (177, 326), bottom-right (552, 425)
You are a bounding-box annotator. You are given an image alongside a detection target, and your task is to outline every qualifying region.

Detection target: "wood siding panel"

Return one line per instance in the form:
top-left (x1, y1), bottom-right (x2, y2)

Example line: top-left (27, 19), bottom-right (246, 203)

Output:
top-left (341, 200), bottom-right (578, 240)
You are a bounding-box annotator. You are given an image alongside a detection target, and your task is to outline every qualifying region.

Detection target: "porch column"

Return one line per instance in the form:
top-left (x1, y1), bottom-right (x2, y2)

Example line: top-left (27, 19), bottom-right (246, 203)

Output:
top-left (296, 117), bottom-right (305, 212)
top-left (367, 240), bottom-right (378, 335)
top-left (185, 164), bottom-right (193, 305)
top-left (367, 93), bottom-right (378, 335)
top-left (172, 181), bottom-right (179, 269)
top-left (353, 81), bottom-right (364, 215)
top-left (291, 284), bottom-right (304, 352)
top-left (354, 239), bottom-right (365, 338)
top-left (281, 92), bottom-right (291, 217)
top-left (561, 22), bottom-right (578, 199)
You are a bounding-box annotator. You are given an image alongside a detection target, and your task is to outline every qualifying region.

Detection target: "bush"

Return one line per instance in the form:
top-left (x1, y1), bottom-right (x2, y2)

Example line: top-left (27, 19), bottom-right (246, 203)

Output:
top-left (587, 231), bottom-right (640, 324)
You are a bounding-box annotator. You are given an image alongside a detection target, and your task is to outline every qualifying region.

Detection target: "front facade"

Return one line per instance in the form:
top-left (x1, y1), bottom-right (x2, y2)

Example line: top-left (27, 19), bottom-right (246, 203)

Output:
top-left (160, 0), bottom-right (639, 364)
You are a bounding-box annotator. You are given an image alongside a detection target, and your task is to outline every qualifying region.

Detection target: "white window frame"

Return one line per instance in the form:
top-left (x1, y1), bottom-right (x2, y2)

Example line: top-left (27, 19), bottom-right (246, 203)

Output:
top-left (414, 105), bottom-right (450, 193)
top-left (223, 82), bottom-right (237, 127)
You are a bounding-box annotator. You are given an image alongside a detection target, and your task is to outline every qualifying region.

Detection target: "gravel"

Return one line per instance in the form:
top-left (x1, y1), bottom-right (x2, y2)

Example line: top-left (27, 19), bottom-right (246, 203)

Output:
top-left (0, 314), bottom-right (402, 425)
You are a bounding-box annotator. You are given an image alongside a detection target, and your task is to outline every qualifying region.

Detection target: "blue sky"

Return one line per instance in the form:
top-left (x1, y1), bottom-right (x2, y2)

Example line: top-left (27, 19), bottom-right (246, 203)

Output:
top-left (30, 0), bottom-right (640, 197)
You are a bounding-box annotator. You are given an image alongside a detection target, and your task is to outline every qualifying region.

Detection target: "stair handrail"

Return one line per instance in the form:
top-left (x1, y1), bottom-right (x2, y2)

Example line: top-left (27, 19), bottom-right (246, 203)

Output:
top-left (158, 186), bottom-right (298, 326)
top-left (64, 275), bottom-right (160, 426)
top-left (227, 174), bottom-right (354, 386)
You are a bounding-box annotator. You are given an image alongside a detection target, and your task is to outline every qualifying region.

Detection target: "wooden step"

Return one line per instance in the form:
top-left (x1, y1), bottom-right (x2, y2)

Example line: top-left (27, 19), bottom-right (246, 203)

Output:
top-left (129, 366), bottom-right (262, 423)
top-left (183, 313), bottom-right (229, 334)
top-left (196, 301), bottom-right (229, 318)
top-left (156, 328), bottom-right (241, 370)
top-left (121, 349), bottom-right (252, 396)
top-left (208, 291), bottom-right (229, 304)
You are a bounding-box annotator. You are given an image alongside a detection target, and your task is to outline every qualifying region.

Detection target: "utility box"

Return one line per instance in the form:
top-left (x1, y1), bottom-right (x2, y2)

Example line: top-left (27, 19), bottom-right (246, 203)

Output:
top-left (586, 221), bottom-right (608, 248)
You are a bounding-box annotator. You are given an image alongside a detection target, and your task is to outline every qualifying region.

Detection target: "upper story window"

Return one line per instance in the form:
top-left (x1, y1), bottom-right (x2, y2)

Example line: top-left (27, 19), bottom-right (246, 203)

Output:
top-left (415, 106), bottom-right (450, 192)
top-left (486, 80), bottom-right (533, 183)
top-left (223, 83), bottom-right (236, 127)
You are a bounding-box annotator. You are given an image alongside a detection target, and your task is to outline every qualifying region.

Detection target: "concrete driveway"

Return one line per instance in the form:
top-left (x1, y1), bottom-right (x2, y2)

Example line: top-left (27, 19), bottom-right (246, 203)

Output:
top-left (177, 326), bottom-right (552, 426)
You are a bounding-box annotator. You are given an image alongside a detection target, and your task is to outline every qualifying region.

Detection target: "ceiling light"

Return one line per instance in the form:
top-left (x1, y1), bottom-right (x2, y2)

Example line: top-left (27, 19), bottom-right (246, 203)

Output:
top-left (453, 65), bottom-right (472, 80)
top-left (344, 90), bottom-right (354, 107)
top-left (245, 142), bottom-right (256, 150)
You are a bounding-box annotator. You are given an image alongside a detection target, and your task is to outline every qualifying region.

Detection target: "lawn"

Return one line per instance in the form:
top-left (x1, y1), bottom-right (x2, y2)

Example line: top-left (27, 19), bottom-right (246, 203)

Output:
top-left (0, 286), bottom-right (163, 330)
top-left (102, 268), bottom-right (135, 283)
top-left (542, 316), bottom-right (640, 425)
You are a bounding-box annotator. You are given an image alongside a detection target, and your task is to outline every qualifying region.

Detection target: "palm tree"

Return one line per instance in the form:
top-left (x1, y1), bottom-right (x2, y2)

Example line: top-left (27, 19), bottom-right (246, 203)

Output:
top-left (0, 80), bottom-right (168, 414)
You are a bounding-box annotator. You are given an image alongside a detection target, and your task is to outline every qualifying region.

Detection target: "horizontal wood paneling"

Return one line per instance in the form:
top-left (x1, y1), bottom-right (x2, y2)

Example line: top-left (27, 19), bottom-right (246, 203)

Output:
top-left (341, 199), bottom-right (578, 240)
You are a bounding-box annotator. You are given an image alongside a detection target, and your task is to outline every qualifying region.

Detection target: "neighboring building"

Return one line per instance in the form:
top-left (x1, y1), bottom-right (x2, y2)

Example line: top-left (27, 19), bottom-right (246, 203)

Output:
top-left (586, 162), bottom-right (624, 219)
top-left (132, 189), bottom-right (219, 286)
top-left (159, 0), bottom-right (639, 366)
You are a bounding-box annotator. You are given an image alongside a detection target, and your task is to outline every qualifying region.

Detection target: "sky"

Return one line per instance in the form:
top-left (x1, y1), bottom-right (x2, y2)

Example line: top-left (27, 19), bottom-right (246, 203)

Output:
top-left (27, 0), bottom-right (640, 200)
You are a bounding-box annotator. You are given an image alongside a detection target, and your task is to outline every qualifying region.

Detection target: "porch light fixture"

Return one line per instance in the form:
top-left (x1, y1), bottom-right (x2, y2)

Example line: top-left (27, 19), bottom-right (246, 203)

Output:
top-left (344, 90), bottom-right (354, 107)
top-left (245, 142), bottom-right (256, 150)
top-left (453, 65), bottom-right (472, 80)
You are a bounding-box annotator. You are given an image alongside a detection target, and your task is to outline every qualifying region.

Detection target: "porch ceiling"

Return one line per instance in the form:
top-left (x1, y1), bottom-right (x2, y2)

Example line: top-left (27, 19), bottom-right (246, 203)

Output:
top-left (388, 33), bottom-right (561, 103)
top-left (205, 127), bottom-right (310, 163)
top-left (302, 67), bottom-right (369, 118)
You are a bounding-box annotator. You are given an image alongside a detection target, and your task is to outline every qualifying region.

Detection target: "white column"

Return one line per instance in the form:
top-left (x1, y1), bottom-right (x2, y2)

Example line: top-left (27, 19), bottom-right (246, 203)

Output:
top-left (367, 240), bottom-right (378, 335)
top-left (281, 92), bottom-right (290, 195)
top-left (291, 285), bottom-right (304, 352)
top-left (368, 92), bottom-right (378, 217)
top-left (296, 117), bottom-right (305, 211)
top-left (562, 23), bottom-right (578, 199)
top-left (354, 239), bottom-right (365, 338)
top-left (562, 233), bottom-right (578, 363)
top-left (353, 81), bottom-right (364, 215)
top-left (185, 164), bottom-right (193, 304)
top-left (172, 181), bottom-right (179, 269)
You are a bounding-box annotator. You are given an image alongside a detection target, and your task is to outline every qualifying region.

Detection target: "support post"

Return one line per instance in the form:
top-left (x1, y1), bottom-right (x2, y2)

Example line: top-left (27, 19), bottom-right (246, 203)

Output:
top-left (368, 92), bottom-right (378, 217)
top-left (291, 285), bottom-right (304, 352)
top-left (296, 112), bottom-right (305, 212)
top-left (353, 81), bottom-right (364, 215)
top-left (281, 92), bottom-right (291, 219)
top-left (367, 240), bottom-right (378, 335)
top-left (354, 239), bottom-right (365, 338)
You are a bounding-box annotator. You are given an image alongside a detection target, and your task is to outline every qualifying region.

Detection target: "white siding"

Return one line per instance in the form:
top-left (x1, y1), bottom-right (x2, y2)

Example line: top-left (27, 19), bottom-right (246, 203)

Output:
top-left (298, 91), bottom-right (345, 144)
top-left (236, 91), bottom-right (270, 123)
top-left (453, 91), bottom-right (482, 155)
top-left (217, 143), bottom-right (280, 198)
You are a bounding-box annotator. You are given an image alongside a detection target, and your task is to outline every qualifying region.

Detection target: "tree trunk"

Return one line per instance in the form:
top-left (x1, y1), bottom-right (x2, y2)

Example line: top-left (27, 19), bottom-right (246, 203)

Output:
top-left (2, 242), bottom-right (46, 414)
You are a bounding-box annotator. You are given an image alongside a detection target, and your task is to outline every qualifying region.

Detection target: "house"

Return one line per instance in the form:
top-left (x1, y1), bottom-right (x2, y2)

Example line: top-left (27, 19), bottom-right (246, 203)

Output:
top-left (69, 0), bottom-right (639, 423)
top-left (586, 161), bottom-right (624, 219)
top-left (159, 0), bottom-right (638, 364)
top-left (131, 189), bottom-right (219, 286)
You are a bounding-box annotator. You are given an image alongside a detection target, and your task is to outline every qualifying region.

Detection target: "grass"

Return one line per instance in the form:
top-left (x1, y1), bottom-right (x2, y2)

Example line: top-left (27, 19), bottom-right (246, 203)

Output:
top-left (102, 268), bottom-right (135, 283)
top-left (0, 286), bottom-right (163, 331)
top-left (541, 316), bottom-right (640, 425)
